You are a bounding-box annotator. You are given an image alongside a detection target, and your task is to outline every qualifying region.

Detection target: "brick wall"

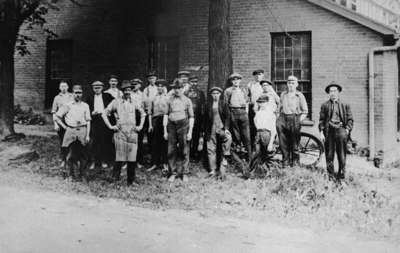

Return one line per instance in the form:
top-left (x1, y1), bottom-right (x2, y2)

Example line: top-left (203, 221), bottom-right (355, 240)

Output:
top-left (15, 0), bottom-right (391, 148)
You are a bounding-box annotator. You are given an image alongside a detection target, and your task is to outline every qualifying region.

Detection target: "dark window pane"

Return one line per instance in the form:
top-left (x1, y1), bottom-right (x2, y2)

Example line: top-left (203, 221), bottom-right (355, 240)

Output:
top-left (284, 59), bottom-right (292, 69)
top-left (285, 37), bottom-right (292, 47)
top-left (284, 69), bottom-right (292, 79)
top-left (293, 69), bottom-right (301, 78)
top-left (276, 59), bottom-right (284, 69)
top-left (284, 47), bottom-right (292, 59)
top-left (293, 59), bottom-right (301, 68)
top-left (275, 36), bottom-right (284, 47)
top-left (276, 69), bottom-right (284, 80)
top-left (276, 48), bottom-right (284, 58)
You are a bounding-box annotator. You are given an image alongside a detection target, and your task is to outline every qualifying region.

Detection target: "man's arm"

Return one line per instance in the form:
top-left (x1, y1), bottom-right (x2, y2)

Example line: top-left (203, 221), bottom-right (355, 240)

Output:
top-left (54, 105), bottom-right (69, 130)
top-left (299, 93), bottom-right (308, 121)
top-left (345, 103), bottom-right (354, 133)
top-left (187, 99), bottom-right (195, 138)
top-left (102, 101), bottom-right (118, 131)
top-left (318, 103), bottom-right (326, 141)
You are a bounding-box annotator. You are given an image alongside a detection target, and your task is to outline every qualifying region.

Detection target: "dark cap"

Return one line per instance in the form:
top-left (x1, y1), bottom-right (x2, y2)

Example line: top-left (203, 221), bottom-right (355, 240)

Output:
top-left (189, 76), bottom-right (199, 81)
top-left (109, 75), bottom-right (119, 80)
top-left (146, 71), bottom-right (157, 78)
top-left (228, 72), bottom-right (243, 80)
top-left (170, 80), bottom-right (184, 89)
top-left (209, 87), bottom-right (223, 94)
top-left (325, 81), bottom-right (342, 93)
top-left (155, 79), bottom-right (168, 86)
top-left (252, 69), bottom-right (264, 76)
top-left (260, 80), bottom-right (272, 86)
top-left (91, 81), bottom-right (104, 87)
top-left (121, 80), bottom-right (133, 90)
top-left (256, 94), bottom-right (269, 103)
top-left (177, 70), bottom-right (190, 77)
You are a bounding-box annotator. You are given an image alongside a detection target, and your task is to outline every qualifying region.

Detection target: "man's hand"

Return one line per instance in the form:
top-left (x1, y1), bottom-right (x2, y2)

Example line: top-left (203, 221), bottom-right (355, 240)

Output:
top-left (148, 126), bottom-right (153, 133)
top-left (54, 124), bottom-right (60, 132)
top-left (187, 131), bottom-right (193, 141)
top-left (163, 131), bottom-right (168, 141)
top-left (135, 126), bottom-right (143, 132)
top-left (110, 125), bottom-right (119, 131)
top-left (85, 135), bottom-right (90, 145)
top-left (345, 129), bottom-right (349, 135)
top-left (320, 131), bottom-right (325, 142)
top-left (300, 114), bottom-right (307, 122)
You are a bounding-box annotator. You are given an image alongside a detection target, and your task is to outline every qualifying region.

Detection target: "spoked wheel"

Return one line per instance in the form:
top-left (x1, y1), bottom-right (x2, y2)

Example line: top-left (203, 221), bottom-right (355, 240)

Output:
top-left (299, 132), bottom-right (324, 168)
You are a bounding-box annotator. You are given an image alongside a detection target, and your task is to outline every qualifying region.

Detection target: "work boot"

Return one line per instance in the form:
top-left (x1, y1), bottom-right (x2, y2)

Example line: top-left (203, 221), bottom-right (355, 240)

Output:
top-left (168, 174), bottom-right (176, 182)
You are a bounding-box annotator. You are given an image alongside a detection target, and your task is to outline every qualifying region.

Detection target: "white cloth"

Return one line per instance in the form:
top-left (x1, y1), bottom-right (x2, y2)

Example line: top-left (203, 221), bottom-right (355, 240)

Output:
top-left (254, 106), bottom-right (276, 131)
top-left (248, 81), bottom-right (263, 104)
top-left (94, 94), bottom-right (104, 113)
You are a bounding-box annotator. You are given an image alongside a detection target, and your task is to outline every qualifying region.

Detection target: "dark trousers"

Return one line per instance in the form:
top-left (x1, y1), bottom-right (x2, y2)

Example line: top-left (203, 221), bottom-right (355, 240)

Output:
top-left (90, 115), bottom-right (114, 164)
top-left (137, 116), bottom-right (152, 164)
top-left (206, 129), bottom-right (232, 173)
top-left (276, 114), bottom-right (301, 166)
top-left (66, 141), bottom-right (89, 180)
top-left (249, 104), bottom-right (257, 147)
top-left (167, 119), bottom-right (190, 176)
top-left (151, 116), bottom-right (168, 165)
top-left (254, 129), bottom-right (271, 156)
top-left (325, 126), bottom-right (348, 177)
top-left (230, 109), bottom-right (251, 161)
top-left (113, 161), bottom-right (136, 185)
top-left (189, 119), bottom-right (202, 160)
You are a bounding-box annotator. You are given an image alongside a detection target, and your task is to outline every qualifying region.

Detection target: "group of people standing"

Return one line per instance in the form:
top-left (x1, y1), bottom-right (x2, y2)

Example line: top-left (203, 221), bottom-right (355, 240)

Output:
top-left (51, 68), bottom-right (353, 185)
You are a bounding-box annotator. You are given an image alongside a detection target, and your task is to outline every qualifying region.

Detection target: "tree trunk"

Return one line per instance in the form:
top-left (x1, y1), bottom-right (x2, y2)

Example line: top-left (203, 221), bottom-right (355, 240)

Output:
top-left (208, 0), bottom-right (232, 90)
top-left (0, 36), bottom-right (17, 138)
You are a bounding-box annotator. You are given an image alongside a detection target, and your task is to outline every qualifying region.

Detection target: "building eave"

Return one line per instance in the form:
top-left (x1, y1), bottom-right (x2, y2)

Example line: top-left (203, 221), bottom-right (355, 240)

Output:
top-left (306, 0), bottom-right (397, 35)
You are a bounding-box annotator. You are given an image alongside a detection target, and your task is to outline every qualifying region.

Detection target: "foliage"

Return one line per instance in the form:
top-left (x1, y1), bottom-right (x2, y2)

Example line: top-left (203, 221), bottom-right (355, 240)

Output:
top-left (14, 104), bottom-right (46, 125)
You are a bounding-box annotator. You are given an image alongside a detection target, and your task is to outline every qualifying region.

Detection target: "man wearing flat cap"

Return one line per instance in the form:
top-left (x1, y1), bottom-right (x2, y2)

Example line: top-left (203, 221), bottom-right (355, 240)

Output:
top-left (186, 75), bottom-right (206, 162)
top-left (147, 79), bottom-right (169, 173)
top-left (205, 86), bottom-right (232, 179)
top-left (102, 80), bottom-right (146, 185)
top-left (131, 78), bottom-right (147, 168)
top-left (223, 72), bottom-right (252, 163)
top-left (86, 81), bottom-right (114, 170)
top-left (177, 70), bottom-right (191, 94)
top-left (276, 75), bottom-right (308, 168)
top-left (163, 80), bottom-right (195, 182)
top-left (247, 69), bottom-right (265, 146)
top-left (319, 82), bottom-right (353, 180)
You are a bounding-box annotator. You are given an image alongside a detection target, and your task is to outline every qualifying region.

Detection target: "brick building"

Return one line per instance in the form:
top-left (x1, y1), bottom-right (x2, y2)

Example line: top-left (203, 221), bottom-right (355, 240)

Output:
top-left (15, 0), bottom-right (400, 164)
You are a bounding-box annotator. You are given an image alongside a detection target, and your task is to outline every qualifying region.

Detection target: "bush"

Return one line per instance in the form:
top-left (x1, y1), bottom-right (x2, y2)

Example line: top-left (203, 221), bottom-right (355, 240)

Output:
top-left (14, 105), bottom-right (46, 125)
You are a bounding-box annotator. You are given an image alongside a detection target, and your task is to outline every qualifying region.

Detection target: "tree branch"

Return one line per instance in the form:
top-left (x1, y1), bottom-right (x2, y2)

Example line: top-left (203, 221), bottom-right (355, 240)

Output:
top-left (19, 0), bottom-right (40, 24)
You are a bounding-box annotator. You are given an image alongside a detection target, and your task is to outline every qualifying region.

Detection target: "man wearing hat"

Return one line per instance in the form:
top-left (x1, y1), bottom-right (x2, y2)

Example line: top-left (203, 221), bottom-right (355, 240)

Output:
top-left (163, 80), bottom-right (195, 182)
top-left (247, 69), bottom-right (265, 145)
top-left (105, 75), bottom-right (123, 99)
top-left (205, 86), bottom-right (232, 179)
top-left (55, 85), bottom-right (91, 180)
top-left (147, 79), bottom-right (169, 173)
top-left (102, 80), bottom-right (146, 185)
top-left (223, 72), bottom-right (252, 162)
top-left (276, 75), bottom-right (308, 168)
top-left (253, 94), bottom-right (276, 155)
top-left (186, 75), bottom-right (206, 162)
top-left (131, 78), bottom-right (147, 168)
top-left (177, 70), bottom-right (191, 94)
top-left (86, 81), bottom-right (114, 170)
top-left (319, 82), bottom-right (353, 180)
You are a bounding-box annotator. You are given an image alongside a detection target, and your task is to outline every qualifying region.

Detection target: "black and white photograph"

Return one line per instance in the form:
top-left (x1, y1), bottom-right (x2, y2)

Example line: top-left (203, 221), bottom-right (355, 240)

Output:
top-left (0, 0), bottom-right (400, 252)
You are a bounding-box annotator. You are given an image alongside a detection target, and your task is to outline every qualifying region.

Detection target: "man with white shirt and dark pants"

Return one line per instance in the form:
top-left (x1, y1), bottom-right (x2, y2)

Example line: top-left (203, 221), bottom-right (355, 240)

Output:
top-left (86, 81), bottom-right (114, 170)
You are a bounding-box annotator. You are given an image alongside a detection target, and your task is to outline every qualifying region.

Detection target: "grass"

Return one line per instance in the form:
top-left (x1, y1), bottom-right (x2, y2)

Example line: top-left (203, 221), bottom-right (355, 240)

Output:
top-left (2, 135), bottom-right (400, 242)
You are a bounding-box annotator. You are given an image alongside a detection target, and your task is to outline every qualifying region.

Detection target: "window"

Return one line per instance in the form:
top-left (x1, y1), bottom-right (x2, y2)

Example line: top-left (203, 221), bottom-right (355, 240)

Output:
top-left (271, 32), bottom-right (312, 117)
top-left (351, 0), bottom-right (357, 11)
top-left (45, 39), bottom-right (73, 108)
top-left (148, 36), bottom-right (179, 82)
top-left (340, 0), bottom-right (347, 7)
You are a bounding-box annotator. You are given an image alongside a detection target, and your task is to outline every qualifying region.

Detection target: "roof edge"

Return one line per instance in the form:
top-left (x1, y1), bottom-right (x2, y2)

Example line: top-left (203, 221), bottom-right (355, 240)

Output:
top-left (306, 0), bottom-right (397, 35)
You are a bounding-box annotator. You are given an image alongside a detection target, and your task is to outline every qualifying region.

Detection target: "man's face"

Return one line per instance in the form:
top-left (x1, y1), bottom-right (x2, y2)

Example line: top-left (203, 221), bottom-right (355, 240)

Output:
top-left (254, 73), bottom-right (264, 82)
top-left (179, 76), bottom-right (189, 84)
top-left (73, 88), bottom-right (83, 101)
top-left (211, 91), bottom-right (221, 101)
top-left (262, 84), bottom-right (272, 93)
top-left (133, 83), bottom-right (141, 92)
top-left (59, 82), bottom-right (69, 93)
top-left (123, 88), bottom-right (132, 97)
top-left (287, 79), bottom-right (298, 92)
top-left (329, 87), bottom-right (339, 101)
top-left (148, 76), bottom-right (157, 85)
top-left (174, 87), bottom-right (183, 96)
top-left (93, 85), bottom-right (103, 95)
top-left (189, 79), bottom-right (198, 88)
top-left (232, 78), bottom-right (241, 87)
top-left (157, 85), bottom-right (164, 94)
top-left (109, 78), bottom-right (118, 88)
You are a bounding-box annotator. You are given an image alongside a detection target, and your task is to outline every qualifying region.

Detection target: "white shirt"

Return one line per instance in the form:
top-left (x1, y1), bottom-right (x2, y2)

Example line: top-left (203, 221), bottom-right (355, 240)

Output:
top-left (248, 81), bottom-right (263, 104)
top-left (254, 105), bottom-right (276, 131)
top-left (94, 94), bottom-right (104, 113)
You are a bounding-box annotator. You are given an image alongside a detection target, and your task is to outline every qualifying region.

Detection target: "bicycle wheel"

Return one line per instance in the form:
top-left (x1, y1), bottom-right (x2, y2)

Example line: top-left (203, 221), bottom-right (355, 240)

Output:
top-left (299, 132), bottom-right (324, 167)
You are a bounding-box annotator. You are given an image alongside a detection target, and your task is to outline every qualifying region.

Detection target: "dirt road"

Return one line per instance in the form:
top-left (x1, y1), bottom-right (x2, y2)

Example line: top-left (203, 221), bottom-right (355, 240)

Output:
top-left (0, 184), bottom-right (398, 253)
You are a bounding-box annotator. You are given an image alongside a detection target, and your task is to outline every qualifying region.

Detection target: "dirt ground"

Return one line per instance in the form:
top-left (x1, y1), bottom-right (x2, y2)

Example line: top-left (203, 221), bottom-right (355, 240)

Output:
top-left (1, 127), bottom-right (400, 252)
top-left (1, 183), bottom-right (399, 253)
